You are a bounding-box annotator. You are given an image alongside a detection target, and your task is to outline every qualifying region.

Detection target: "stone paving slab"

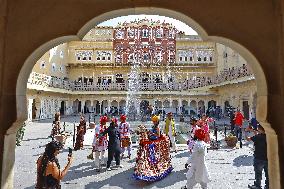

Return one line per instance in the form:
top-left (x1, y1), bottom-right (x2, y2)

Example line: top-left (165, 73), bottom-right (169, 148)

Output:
top-left (14, 116), bottom-right (264, 189)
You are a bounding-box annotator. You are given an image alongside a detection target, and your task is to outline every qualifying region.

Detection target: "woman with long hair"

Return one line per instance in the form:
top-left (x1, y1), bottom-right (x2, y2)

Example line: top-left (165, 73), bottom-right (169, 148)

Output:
top-left (36, 141), bottom-right (73, 189)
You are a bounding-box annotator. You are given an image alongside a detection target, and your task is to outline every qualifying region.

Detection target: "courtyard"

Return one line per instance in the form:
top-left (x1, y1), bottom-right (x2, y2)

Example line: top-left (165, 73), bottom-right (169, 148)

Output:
top-left (14, 115), bottom-right (260, 189)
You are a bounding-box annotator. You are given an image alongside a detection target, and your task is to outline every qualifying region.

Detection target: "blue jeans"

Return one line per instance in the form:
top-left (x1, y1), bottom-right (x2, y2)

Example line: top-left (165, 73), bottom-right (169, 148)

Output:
top-left (254, 158), bottom-right (269, 188)
top-left (234, 126), bottom-right (242, 141)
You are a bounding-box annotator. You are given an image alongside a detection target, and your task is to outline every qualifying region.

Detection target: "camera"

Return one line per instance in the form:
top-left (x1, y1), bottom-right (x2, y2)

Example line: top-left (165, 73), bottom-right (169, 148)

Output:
top-left (68, 147), bottom-right (73, 157)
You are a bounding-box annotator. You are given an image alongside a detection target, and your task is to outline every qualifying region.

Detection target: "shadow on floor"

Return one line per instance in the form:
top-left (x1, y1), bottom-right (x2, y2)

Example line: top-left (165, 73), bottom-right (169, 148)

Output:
top-left (84, 167), bottom-right (187, 189)
top-left (233, 155), bottom-right (253, 167)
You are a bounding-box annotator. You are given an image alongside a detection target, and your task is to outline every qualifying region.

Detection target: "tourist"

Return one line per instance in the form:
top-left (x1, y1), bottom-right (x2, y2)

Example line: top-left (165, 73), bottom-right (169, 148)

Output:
top-left (164, 112), bottom-right (177, 152)
top-left (74, 116), bottom-right (86, 151)
top-left (119, 114), bottom-right (132, 159)
top-left (99, 117), bottom-right (122, 171)
top-left (182, 129), bottom-right (210, 189)
top-left (92, 116), bottom-right (108, 172)
top-left (246, 124), bottom-right (269, 189)
top-left (148, 115), bottom-right (161, 140)
top-left (36, 141), bottom-right (73, 189)
top-left (233, 109), bottom-right (245, 148)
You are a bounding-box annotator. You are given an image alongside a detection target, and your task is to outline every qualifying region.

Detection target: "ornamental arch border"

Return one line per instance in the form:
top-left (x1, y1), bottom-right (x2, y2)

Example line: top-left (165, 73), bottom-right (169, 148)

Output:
top-left (3, 6), bottom-right (277, 189)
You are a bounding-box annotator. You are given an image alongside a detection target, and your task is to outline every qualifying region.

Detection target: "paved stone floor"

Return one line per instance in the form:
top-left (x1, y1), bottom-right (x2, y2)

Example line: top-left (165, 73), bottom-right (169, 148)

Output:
top-left (14, 115), bottom-right (264, 189)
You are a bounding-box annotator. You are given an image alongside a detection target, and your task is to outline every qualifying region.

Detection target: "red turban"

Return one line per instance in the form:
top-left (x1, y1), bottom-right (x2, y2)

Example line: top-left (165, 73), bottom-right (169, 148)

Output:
top-left (100, 116), bottom-right (108, 124)
top-left (120, 114), bottom-right (127, 121)
top-left (194, 128), bottom-right (206, 141)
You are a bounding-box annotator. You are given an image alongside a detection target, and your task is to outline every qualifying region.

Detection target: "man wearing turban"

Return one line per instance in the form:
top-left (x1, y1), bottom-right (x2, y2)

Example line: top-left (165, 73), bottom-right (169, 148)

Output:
top-left (183, 128), bottom-right (210, 189)
top-left (119, 115), bottom-right (132, 159)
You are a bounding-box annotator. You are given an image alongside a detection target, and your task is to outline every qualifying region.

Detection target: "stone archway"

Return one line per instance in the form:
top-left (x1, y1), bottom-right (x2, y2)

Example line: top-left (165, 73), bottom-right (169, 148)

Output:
top-left (190, 100), bottom-right (197, 115)
top-left (4, 6), bottom-right (278, 189)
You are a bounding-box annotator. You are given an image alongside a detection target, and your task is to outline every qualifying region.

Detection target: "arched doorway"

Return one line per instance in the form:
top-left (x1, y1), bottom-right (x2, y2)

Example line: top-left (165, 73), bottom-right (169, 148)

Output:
top-left (208, 100), bottom-right (216, 109)
top-left (93, 100), bottom-right (100, 114)
top-left (172, 100), bottom-right (179, 115)
top-left (242, 100), bottom-right (250, 120)
top-left (85, 100), bottom-right (92, 113)
top-left (154, 100), bottom-right (162, 114)
top-left (163, 100), bottom-right (170, 113)
top-left (224, 100), bottom-right (231, 116)
top-left (189, 100), bottom-right (197, 116)
top-left (198, 100), bottom-right (205, 116)
top-left (73, 99), bottom-right (80, 114)
top-left (119, 100), bottom-right (126, 115)
top-left (31, 98), bottom-right (41, 120)
top-left (60, 101), bottom-right (65, 115)
top-left (140, 100), bottom-right (150, 116)
top-left (111, 100), bottom-right (118, 115)
top-left (101, 100), bottom-right (108, 114)
top-left (9, 6), bottom-right (280, 189)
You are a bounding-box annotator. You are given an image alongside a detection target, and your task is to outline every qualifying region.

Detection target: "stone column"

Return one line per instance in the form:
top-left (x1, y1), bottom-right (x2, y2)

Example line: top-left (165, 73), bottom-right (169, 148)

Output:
top-left (91, 100), bottom-right (94, 112)
top-left (108, 100), bottom-right (111, 113)
top-left (81, 100), bottom-right (85, 113)
top-left (178, 99), bottom-right (182, 115)
top-left (249, 92), bottom-right (254, 119)
top-left (99, 102), bottom-right (102, 115)
top-left (137, 100), bottom-right (141, 115)
top-left (204, 100), bottom-right (208, 114)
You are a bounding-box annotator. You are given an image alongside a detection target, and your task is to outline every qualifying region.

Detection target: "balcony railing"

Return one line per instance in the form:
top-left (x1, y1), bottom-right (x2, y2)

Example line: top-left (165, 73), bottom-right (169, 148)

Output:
top-left (27, 65), bottom-right (254, 92)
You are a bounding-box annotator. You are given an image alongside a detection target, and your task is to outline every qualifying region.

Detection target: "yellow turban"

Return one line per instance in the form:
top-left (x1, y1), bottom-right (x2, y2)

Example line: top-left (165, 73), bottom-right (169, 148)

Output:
top-left (151, 115), bottom-right (160, 122)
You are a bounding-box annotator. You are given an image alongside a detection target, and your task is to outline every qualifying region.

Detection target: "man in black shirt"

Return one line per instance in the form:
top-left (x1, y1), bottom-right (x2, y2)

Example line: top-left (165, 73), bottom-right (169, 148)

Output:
top-left (246, 124), bottom-right (269, 189)
top-left (99, 118), bottom-right (123, 171)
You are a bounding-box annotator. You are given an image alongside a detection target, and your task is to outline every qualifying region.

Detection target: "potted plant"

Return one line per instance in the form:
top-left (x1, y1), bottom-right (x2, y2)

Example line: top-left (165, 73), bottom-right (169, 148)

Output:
top-left (225, 133), bottom-right (238, 147)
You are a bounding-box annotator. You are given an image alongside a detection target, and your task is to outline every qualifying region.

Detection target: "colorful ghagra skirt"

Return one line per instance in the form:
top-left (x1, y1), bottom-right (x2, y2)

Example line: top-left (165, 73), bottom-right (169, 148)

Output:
top-left (133, 135), bottom-right (173, 181)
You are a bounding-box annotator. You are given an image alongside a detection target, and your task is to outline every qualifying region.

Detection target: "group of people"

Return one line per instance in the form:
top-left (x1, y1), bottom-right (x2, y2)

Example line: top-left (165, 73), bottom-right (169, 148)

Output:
top-left (38, 110), bottom-right (268, 189)
top-left (89, 115), bottom-right (131, 172)
top-left (231, 109), bottom-right (269, 189)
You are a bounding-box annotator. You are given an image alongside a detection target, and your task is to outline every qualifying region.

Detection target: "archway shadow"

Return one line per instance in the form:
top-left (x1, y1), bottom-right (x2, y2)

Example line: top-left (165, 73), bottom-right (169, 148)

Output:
top-left (62, 161), bottom-right (98, 182)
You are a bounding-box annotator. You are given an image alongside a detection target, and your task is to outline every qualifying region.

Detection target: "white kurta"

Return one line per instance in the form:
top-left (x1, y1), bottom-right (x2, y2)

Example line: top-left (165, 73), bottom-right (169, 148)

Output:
top-left (186, 140), bottom-right (210, 184)
top-left (92, 124), bottom-right (108, 151)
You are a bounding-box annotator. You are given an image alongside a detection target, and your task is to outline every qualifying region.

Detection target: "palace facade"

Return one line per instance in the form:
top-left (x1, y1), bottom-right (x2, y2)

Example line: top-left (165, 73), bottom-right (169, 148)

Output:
top-left (26, 19), bottom-right (256, 121)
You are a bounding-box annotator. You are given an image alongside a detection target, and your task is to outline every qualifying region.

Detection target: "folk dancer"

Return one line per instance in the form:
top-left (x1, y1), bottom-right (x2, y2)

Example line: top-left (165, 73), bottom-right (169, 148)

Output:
top-left (164, 112), bottom-right (177, 152)
top-left (74, 116), bottom-right (86, 150)
top-left (92, 116), bottom-right (108, 172)
top-left (197, 115), bottom-right (214, 144)
top-left (149, 115), bottom-right (161, 140)
top-left (119, 114), bottom-right (132, 159)
top-left (182, 129), bottom-right (210, 189)
top-left (99, 118), bottom-right (123, 171)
